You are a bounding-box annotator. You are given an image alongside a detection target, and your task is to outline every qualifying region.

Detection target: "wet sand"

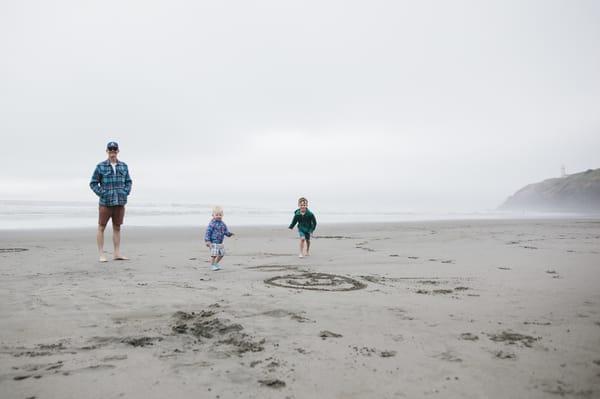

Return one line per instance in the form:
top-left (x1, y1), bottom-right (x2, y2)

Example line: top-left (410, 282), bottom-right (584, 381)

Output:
top-left (1, 219), bottom-right (599, 398)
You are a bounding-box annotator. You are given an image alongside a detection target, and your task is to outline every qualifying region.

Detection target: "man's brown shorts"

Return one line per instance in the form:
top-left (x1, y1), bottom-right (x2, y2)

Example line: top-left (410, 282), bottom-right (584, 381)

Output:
top-left (99, 205), bottom-right (125, 226)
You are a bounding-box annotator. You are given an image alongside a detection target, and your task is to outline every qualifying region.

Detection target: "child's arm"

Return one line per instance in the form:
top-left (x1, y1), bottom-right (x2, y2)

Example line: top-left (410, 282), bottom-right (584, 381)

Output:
top-left (224, 223), bottom-right (234, 237)
top-left (204, 222), bottom-right (213, 245)
top-left (311, 213), bottom-right (317, 232)
top-left (288, 214), bottom-right (298, 229)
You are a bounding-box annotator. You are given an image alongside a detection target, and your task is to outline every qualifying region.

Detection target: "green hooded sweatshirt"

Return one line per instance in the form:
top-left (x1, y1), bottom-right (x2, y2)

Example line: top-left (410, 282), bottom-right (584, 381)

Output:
top-left (288, 208), bottom-right (317, 234)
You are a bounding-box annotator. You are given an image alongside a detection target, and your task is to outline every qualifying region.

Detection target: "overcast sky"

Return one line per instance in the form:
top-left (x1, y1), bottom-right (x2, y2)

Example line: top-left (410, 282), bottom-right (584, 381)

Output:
top-left (1, 0), bottom-right (598, 212)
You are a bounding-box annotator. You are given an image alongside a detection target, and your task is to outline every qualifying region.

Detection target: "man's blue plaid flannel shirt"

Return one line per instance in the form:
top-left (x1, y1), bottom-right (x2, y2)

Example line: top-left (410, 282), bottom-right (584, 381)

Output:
top-left (89, 160), bottom-right (133, 206)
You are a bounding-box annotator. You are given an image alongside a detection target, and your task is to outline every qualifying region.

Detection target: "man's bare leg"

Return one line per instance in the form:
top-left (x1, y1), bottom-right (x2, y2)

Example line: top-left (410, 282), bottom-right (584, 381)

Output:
top-left (97, 225), bottom-right (108, 262)
top-left (112, 225), bottom-right (129, 260)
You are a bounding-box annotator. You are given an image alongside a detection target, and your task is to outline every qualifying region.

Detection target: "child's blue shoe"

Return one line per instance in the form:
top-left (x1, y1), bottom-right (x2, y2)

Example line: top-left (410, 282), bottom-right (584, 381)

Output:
top-left (211, 264), bottom-right (219, 271)
top-left (215, 264), bottom-right (222, 270)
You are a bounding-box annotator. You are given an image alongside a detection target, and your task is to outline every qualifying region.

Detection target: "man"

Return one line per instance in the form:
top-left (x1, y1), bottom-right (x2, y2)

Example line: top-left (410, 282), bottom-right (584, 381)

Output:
top-left (89, 141), bottom-right (133, 262)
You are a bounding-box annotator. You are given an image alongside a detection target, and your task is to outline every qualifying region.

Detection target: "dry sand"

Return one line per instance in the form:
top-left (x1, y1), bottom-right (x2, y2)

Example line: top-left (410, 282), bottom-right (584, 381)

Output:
top-left (1, 219), bottom-right (599, 398)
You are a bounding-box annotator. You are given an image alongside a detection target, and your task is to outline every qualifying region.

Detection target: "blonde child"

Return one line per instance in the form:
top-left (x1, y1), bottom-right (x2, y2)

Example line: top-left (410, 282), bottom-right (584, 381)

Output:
top-left (204, 206), bottom-right (234, 271)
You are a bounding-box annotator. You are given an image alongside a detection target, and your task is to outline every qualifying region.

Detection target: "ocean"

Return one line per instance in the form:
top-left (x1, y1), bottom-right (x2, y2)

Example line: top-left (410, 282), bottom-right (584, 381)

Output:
top-left (0, 200), bottom-right (589, 230)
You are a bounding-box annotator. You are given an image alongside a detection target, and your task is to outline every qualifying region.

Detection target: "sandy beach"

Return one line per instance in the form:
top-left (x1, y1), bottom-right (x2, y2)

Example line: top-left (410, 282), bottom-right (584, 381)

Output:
top-left (1, 219), bottom-right (599, 398)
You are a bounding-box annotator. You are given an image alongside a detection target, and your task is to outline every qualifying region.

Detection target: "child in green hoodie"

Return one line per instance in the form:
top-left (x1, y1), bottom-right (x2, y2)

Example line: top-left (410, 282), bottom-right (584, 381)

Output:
top-left (288, 197), bottom-right (317, 258)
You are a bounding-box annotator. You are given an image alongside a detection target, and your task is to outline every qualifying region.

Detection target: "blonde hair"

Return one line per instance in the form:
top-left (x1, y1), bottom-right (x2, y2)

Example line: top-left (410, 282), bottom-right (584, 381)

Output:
top-left (212, 206), bottom-right (223, 216)
top-left (298, 197), bottom-right (308, 206)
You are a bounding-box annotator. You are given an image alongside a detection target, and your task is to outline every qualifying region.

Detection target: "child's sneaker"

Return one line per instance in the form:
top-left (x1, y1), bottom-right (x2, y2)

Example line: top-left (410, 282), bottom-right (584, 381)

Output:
top-left (215, 264), bottom-right (222, 270)
top-left (211, 264), bottom-right (219, 271)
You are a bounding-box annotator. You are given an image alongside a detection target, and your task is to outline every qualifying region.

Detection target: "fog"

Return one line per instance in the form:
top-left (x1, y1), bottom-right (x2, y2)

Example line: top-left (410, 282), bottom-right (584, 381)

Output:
top-left (1, 0), bottom-right (599, 212)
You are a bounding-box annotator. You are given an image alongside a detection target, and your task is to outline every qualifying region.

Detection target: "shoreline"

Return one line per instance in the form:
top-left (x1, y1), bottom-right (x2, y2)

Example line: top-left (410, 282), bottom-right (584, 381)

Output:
top-left (1, 215), bottom-right (599, 234)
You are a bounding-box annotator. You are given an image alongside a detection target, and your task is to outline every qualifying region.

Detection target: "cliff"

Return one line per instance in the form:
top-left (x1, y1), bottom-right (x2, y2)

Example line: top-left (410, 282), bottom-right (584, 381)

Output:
top-left (500, 168), bottom-right (600, 212)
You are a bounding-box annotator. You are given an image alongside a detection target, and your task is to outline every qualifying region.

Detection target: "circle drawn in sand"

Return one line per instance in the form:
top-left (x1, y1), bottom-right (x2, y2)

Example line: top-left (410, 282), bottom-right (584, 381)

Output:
top-left (265, 272), bottom-right (366, 292)
top-left (0, 248), bottom-right (29, 253)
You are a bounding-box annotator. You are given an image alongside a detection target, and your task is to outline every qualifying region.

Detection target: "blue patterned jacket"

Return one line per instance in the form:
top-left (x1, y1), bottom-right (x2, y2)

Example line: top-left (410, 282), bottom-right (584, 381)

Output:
top-left (89, 160), bottom-right (133, 206)
top-left (204, 219), bottom-right (233, 244)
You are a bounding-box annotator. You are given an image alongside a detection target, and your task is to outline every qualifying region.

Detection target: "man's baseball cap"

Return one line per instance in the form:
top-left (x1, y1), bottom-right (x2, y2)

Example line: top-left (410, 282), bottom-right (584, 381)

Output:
top-left (106, 141), bottom-right (119, 151)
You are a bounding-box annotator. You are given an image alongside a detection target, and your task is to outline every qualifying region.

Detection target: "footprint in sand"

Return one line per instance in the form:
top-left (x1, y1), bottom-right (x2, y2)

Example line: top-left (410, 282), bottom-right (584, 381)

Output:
top-left (259, 309), bottom-right (313, 323)
top-left (10, 360), bottom-right (118, 381)
top-left (546, 270), bottom-right (561, 279)
top-left (487, 331), bottom-right (539, 348)
top-left (319, 330), bottom-right (343, 339)
top-left (388, 308), bottom-right (415, 321)
top-left (435, 351), bottom-right (462, 362)
top-left (459, 333), bottom-right (479, 341)
top-left (102, 355), bottom-right (128, 361)
top-left (0, 248), bottom-right (29, 253)
top-left (355, 241), bottom-right (375, 252)
top-left (258, 379), bottom-right (286, 388)
top-left (523, 321), bottom-right (551, 326)
top-left (493, 350), bottom-right (516, 360)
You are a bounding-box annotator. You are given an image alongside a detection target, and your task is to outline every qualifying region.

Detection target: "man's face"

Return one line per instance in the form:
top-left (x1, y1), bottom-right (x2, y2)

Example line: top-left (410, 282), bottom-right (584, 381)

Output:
top-left (107, 149), bottom-right (119, 161)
